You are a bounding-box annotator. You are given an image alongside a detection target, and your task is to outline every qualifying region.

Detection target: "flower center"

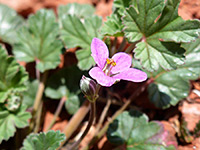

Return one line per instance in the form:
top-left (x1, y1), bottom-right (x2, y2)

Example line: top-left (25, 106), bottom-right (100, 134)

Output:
top-left (103, 58), bottom-right (116, 76)
top-left (106, 58), bottom-right (116, 66)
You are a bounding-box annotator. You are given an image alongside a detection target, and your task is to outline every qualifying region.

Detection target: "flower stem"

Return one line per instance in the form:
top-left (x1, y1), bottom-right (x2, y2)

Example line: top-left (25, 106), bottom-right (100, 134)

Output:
top-left (30, 71), bottom-right (48, 131)
top-left (35, 60), bottom-right (40, 80)
top-left (34, 101), bottom-right (43, 133)
top-left (81, 79), bottom-right (153, 150)
top-left (69, 101), bottom-right (96, 150)
top-left (125, 43), bottom-right (136, 53)
top-left (118, 37), bottom-right (126, 52)
top-left (58, 100), bottom-right (90, 149)
top-left (95, 98), bottom-right (111, 135)
top-left (111, 37), bottom-right (118, 56)
top-left (46, 96), bottom-right (67, 131)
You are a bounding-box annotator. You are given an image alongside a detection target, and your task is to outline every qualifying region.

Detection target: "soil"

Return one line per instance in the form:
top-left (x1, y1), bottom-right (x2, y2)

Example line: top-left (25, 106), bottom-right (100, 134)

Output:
top-left (0, 0), bottom-right (199, 150)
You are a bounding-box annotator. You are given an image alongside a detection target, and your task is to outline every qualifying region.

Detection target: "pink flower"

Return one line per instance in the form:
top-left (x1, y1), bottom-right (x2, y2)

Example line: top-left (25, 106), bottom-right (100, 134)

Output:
top-left (89, 38), bottom-right (147, 87)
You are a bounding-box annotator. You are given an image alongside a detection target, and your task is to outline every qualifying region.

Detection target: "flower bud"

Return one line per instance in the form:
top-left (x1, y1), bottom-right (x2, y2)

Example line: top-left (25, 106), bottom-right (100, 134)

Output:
top-left (80, 75), bottom-right (97, 102)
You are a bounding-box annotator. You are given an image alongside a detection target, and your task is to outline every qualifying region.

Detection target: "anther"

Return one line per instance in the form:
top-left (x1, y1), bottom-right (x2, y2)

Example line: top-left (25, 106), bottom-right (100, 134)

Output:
top-left (106, 58), bottom-right (116, 66)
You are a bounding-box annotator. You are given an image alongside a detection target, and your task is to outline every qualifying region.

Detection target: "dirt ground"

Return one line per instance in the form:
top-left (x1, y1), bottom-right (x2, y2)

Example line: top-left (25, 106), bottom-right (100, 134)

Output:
top-left (0, 0), bottom-right (199, 149)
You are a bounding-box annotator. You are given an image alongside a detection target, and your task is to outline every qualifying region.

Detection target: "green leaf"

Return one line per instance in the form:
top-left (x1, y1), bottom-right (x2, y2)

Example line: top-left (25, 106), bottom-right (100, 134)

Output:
top-left (13, 9), bottom-right (62, 72)
top-left (60, 14), bottom-right (102, 48)
top-left (107, 109), bottom-right (148, 145)
top-left (127, 122), bottom-right (176, 150)
top-left (134, 40), bottom-right (185, 72)
top-left (58, 3), bottom-right (95, 19)
top-left (113, 0), bottom-right (137, 15)
top-left (101, 0), bottom-right (135, 37)
top-left (101, 14), bottom-right (124, 37)
top-left (0, 46), bottom-right (28, 103)
top-left (122, 0), bottom-right (200, 71)
top-left (0, 4), bottom-right (24, 44)
top-left (59, 14), bottom-right (102, 70)
top-left (65, 93), bottom-right (80, 115)
top-left (148, 38), bottom-right (200, 108)
top-left (21, 130), bottom-right (65, 150)
top-left (107, 109), bottom-right (176, 149)
top-left (45, 66), bottom-right (83, 114)
top-left (0, 105), bottom-right (31, 143)
top-left (75, 48), bottom-right (96, 71)
top-left (22, 79), bottom-right (39, 108)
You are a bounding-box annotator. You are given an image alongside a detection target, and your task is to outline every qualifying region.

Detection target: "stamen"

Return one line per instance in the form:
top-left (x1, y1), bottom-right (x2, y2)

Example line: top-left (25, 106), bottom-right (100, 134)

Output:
top-left (106, 58), bottom-right (116, 66)
top-left (106, 58), bottom-right (111, 64)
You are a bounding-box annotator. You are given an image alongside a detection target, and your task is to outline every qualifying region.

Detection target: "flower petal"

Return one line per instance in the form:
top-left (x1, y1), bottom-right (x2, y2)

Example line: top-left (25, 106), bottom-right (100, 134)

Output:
top-left (114, 68), bottom-right (147, 82)
top-left (89, 67), bottom-right (117, 87)
top-left (91, 38), bottom-right (109, 69)
top-left (111, 52), bottom-right (132, 74)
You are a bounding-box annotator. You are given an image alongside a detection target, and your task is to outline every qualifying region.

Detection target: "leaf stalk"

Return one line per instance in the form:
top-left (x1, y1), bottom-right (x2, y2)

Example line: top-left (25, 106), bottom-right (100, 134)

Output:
top-left (30, 71), bottom-right (48, 131)
top-left (46, 96), bottom-right (67, 131)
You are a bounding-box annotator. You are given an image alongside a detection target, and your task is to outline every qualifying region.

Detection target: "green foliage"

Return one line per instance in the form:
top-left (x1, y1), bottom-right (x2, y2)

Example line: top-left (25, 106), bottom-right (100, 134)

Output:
top-left (122, 0), bottom-right (200, 71)
top-left (59, 9), bottom-right (102, 70)
top-left (59, 11), bottom-right (102, 48)
top-left (134, 41), bottom-right (185, 72)
top-left (0, 46), bottom-right (28, 103)
top-left (107, 109), bottom-right (176, 149)
top-left (75, 48), bottom-right (96, 71)
top-left (148, 38), bottom-right (200, 108)
top-left (0, 105), bottom-right (31, 143)
top-left (101, 14), bottom-right (124, 37)
top-left (113, 0), bottom-right (137, 16)
top-left (0, 4), bottom-right (24, 44)
top-left (22, 79), bottom-right (39, 108)
top-left (45, 66), bottom-right (83, 114)
top-left (65, 93), bottom-right (80, 115)
top-left (107, 109), bottom-right (148, 145)
top-left (13, 9), bottom-right (63, 72)
top-left (21, 130), bottom-right (65, 150)
top-left (58, 3), bottom-right (95, 19)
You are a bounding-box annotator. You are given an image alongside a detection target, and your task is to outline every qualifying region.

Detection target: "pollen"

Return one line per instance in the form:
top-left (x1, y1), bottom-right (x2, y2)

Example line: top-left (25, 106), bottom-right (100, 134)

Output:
top-left (106, 58), bottom-right (116, 66)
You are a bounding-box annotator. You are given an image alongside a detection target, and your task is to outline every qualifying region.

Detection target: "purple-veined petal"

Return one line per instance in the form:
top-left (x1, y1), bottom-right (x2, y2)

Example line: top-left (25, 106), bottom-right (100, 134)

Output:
top-left (91, 38), bottom-right (109, 69)
top-left (89, 67), bottom-right (117, 87)
top-left (111, 52), bottom-right (132, 74)
top-left (114, 68), bottom-right (147, 82)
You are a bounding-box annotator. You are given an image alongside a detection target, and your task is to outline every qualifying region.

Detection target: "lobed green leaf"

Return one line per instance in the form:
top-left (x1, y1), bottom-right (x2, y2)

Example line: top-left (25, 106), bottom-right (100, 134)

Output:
top-left (21, 130), bottom-right (65, 150)
top-left (13, 9), bottom-right (62, 72)
top-left (107, 109), bottom-right (176, 149)
top-left (122, 0), bottom-right (200, 71)
top-left (148, 38), bottom-right (200, 108)
top-left (0, 46), bottom-right (28, 103)
top-left (0, 105), bottom-right (31, 143)
top-left (75, 48), bottom-right (96, 71)
top-left (101, 14), bottom-right (124, 37)
top-left (58, 3), bottom-right (95, 19)
top-left (113, 0), bottom-right (137, 16)
top-left (107, 109), bottom-right (148, 145)
top-left (134, 40), bottom-right (185, 72)
top-left (0, 4), bottom-right (24, 44)
top-left (59, 13), bottom-right (102, 70)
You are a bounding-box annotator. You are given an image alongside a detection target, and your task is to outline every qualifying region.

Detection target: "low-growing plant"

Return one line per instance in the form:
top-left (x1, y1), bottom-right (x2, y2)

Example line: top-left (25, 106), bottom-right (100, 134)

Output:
top-left (0, 0), bottom-right (199, 149)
